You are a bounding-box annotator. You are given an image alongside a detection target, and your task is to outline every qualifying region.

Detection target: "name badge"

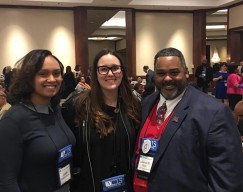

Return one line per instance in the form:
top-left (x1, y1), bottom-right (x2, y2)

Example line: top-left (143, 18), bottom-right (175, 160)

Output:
top-left (57, 145), bottom-right (72, 186)
top-left (58, 144), bottom-right (72, 163)
top-left (137, 155), bottom-right (154, 173)
top-left (141, 138), bottom-right (158, 155)
top-left (59, 164), bottom-right (71, 186)
top-left (101, 174), bottom-right (126, 192)
top-left (136, 138), bottom-right (159, 180)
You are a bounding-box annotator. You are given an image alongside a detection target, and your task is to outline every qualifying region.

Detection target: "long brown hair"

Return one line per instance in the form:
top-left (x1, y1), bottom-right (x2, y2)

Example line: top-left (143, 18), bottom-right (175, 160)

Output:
top-left (74, 49), bottom-right (140, 137)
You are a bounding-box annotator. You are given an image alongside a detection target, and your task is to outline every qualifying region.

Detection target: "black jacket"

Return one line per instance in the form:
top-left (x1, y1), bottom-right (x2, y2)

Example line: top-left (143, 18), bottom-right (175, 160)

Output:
top-left (195, 64), bottom-right (213, 87)
top-left (62, 94), bottom-right (139, 192)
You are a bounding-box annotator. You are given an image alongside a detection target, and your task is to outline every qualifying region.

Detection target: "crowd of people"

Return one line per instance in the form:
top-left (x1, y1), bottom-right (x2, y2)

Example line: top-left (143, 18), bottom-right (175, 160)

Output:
top-left (0, 47), bottom-right (243, 192)
top-left (195, 57), bottom-right (243, 142)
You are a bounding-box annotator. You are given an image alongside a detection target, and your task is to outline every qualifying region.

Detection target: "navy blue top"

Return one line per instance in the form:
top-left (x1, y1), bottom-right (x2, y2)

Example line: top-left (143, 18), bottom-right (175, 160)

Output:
top-left (0, 103), bottom-right (75, 192)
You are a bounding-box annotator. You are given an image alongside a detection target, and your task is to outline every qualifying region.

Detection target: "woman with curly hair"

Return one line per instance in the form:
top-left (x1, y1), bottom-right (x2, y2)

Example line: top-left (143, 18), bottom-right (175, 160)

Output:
top-left (0, 49), bottom-right (75, 192)
top-left (62, 49), bottom-right (141, 192)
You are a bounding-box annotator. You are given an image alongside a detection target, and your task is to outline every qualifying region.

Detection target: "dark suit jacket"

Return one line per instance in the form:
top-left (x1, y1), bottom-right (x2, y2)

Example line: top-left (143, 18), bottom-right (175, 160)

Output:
top-left (195, 64), bottom-right (213, 87)
top-left (138, 85), bottom-right (243, 192)
top-left (146, 69), bottom-right (154, 85)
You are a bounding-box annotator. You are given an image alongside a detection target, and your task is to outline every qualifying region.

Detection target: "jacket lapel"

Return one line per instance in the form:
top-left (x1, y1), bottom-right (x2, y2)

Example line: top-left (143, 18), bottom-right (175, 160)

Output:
top-left (151, 87), bottom-right (192, 171)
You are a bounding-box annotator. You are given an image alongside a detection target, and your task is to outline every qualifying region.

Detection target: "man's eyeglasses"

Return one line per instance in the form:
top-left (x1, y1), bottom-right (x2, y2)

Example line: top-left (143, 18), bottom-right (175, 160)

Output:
top-left (97, 65), bottom-right (122, 75)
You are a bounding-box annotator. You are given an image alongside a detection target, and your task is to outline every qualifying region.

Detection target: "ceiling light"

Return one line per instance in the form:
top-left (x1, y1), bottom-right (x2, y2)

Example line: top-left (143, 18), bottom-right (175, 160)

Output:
top-left (211, 47), bottom-right (220, 63)
top-left (206, 25), bottom-right (226, 30)
top-left (88, 36), bottom-right (122, 41)
top-left (216, 9), bottom-right (228, 13)
top-left (88, 37), bottom-right (106, 40)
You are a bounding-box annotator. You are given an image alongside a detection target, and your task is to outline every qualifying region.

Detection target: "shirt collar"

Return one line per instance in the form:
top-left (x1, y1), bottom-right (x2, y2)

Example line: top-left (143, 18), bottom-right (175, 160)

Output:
top-left (25, 104), bottom-right (53, 114)
top-left (157, 89), bottom-right (186, 118)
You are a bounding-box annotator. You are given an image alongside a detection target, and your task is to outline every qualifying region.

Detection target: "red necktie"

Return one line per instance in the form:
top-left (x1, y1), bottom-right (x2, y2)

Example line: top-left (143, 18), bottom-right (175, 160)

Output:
top-left (156, 101), bottom-right (167, 128)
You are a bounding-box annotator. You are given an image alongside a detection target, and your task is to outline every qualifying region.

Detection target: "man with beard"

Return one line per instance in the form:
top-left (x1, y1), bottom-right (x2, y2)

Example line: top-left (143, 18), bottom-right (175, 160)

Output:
top-left (133, 47), bottom-right (243, 192)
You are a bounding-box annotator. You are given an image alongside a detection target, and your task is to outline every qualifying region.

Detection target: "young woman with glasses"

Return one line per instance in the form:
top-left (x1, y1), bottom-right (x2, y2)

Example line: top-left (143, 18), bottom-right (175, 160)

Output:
top-left (62, 49), bottom-right (141, 192)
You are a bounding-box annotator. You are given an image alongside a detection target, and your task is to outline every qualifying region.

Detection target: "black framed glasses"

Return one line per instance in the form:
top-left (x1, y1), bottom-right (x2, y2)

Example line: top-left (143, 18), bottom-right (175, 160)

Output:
top-left (97, 65), bottom-right (122, 75)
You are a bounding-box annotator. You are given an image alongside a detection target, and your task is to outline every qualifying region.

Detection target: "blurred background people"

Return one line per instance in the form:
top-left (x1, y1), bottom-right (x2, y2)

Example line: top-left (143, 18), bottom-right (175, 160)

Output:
top-left (143, 65), bottom-right (154, 85)
top-left (141, 82), bottom-right (155, 100)
top-left (61, 65), bottom-right (76, 99)
top-left (212, 62), bottom-right (228, 104)
top-left (0, 49), bottom-right (75, 192)
top-left (74, 70), bottom-right (83, 85)
top-left (133, 82), bottom-right (143, 101)
top-left (0, 90), bottom-right (11, 119)
top-left (85, 68), bottom-right (92, 85)
top-left (0, 74), bottom-right (4, 83)
top-left (136, 76), bottom-right (143, 84)
top-left (75, 75), bottom-right (91, 92)
top-left (0, 82), bottom-right (6, 92)
top-left (227, 63), bottom-right (243, 117)
top-left (195, 58), bottom-right (213, 93)
top-left (4, 66), bottom-right (13, 92)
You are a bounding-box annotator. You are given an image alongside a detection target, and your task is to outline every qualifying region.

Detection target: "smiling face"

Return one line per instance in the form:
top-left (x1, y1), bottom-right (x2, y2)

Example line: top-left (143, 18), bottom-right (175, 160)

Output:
top-left (96, 54), bottom-right (123, 93)
top-left (31, 56), bottom-right (63, 105)
top-left (154, 56), bottom-right (188, 100)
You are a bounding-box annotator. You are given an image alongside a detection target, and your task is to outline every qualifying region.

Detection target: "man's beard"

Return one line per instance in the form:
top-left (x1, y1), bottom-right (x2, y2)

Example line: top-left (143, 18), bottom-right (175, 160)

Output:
top-left (158, 80), bottom-right (187, 100)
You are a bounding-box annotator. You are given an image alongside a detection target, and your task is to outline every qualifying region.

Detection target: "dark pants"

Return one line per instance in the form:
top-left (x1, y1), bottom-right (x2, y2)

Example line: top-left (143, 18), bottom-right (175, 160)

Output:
top-left (227, 94), bottom-right (242, 111)
top-left (198, 83), bottom-right (209, 93)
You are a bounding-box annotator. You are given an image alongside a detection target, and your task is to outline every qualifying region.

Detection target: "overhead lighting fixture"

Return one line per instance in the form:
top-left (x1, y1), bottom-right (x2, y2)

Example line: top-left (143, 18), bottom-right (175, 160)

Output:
top-left (88, 37), bottom-right (106, 40)
top-left (206, 25), bottom-right (226, 30)
top-left (211, 47), bottom-right (221, 63)
top-left (216, 9), bottom-right (228, 13)
top-left (212, 9), bottom-right (228, 15)
top-left (88, 36), bottom-right (122, 41)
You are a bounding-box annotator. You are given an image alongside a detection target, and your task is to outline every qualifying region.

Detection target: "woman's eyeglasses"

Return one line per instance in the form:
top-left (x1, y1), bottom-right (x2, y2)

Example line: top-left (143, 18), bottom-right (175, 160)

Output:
top-left (97, 65), bottom-right (122, 75)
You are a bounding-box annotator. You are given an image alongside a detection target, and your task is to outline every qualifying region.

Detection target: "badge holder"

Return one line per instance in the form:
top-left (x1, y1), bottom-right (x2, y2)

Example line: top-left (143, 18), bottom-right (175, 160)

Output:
top-left (136, 138), bottom-right (158, 180)
top-left (101, 174), bottom-right (126, 192)
top-left (57, 144), bottom-right (72, 186)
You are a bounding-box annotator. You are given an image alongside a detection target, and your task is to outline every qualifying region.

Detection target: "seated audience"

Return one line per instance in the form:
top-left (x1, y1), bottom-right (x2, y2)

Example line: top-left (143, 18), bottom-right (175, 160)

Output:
top-left (137, 76), bottom-right (143, 84)
top-left (0, 82), bottom-right (5, 92)
top-left (75, 76), bottom-right (91, 92)
top-left (142, 82), bottom-right (155, 99)
top-left (0, 90), bottom-right (11, 119)
top-left (133, 83), bottom-right (144, 101)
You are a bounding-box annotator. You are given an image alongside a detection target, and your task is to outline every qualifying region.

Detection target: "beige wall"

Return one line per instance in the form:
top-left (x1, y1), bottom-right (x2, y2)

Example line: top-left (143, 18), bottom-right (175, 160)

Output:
top-left (116, 39), bottom-right (126, 51)
top-left (88, 40), bottom-right (115, 67)
top-left (136, 12), bottom-right (193, 75)
top-left (0, 8), bottom-right (75, 74)
top-left (206, 40), bottom-right (227, 64)
top-left (88, 40), bottom-right (127, 70)
top-left (229, 4), bottom-right (243, 29)
top-left (0, 8), bottom-right (195, 77)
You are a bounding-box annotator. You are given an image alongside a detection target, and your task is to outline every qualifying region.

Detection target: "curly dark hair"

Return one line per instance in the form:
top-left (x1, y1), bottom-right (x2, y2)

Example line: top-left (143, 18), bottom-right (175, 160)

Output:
top-left (74, 49), bottom-right (141, 137)
top-left (9, 49), bottom-right (64, 106)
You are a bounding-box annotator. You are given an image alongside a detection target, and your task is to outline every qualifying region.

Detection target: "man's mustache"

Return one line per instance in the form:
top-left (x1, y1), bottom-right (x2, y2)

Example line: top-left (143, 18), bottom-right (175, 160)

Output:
top-left (162, 81), bottom-right (176, 86)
